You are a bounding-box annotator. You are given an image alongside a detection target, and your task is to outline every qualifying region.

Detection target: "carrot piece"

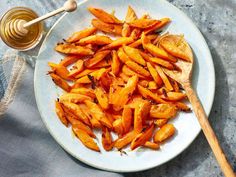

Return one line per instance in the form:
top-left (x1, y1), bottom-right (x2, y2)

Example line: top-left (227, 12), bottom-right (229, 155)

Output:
top-left (91, 19), bottom-right (122, 35)
top-left (129, 35), bottom-right (157, 48)
top-left (90, 58), bottom-right (111, 69)
top-left (75, 68), bottom-right (107, 84)
top-left (99, 72), bottom-right (113, 90)
top-left (62, 102), bottom-right (91, 126)
top-left (134, 100), bottom-right (151, 132)
top-left (100, 37), bottom-right (134, 51)
top-left (55, 101), bottom-right (68, 127)
top-left (130, 28), bottom-right (142, 40)
top-left (125, 61), bottom-right (150, 77)
top-left (59, 93), bottom-right (92, 103)
top-left (111, 50), bottom-right (120, 76)
top-left (84, 100), bottom-right (112, 129)
top-left (122, 23), bottom-right (131, 37)
top-left (68, 117), bottom-right (96, 138)
top-left (78, 104), bottom-right (103, 128)
top-left (117, 47), bottom-right (131, 63)
top-left (84, 50), bottom-right (110, 68)
top-left (75, 69), bottom-right (96, 79)
top-left (77, 35), bottom-right (113, 45)
top-left (122, 65), bottom-right (147, 79)
top-left (157, 86), bottom-right (170, 95)
top-left (144, 18), bottom-right (171, 34)
top-left (146, 62), bottom-right (162, 86)
top-left (114, 130), bottom-right (139, 150)
top-left (130, 123), bottom-right (154, 150)
top-left (143, 43), bottom-right (170, 60)
top-left (55, 43), bottom-right (94, 55)
top-left (59, 55), bottom-right (80, 67)
top-left (112, 75), bottom-right (138, 111)
top-left (50, 73), bottom-right (71, 92)
top-left (128, 39), bottom-right (142, 48)
top-left (137, 85), bottom-right (166, 104)
top-left (90, 117), bottom-right (103, 129)
top-left (122, 6), bottom-right (137, 37)
top-left (139, 80), bottom-right (149, 88)
top-left (143, 141), bottom-right (160, 150)
top-left (102, 128), bottom-right (114, 151)
top-left (112, 114), bottom-right (122, 120)
top-left (68, 60), bottom-right (84, 78)
top-left (119, 72), bottom-right (130, 82)
top-left (94, 87), bottom-right (109, 110)
top-left (148, 81), bottom-right (158, 90)
top-left (113, 118), bottom-right (124, 135)
top-left (150, 104), bottom-right (177, 119)
top-left (108, 78), bottom-right (125, 104)
top-left (63, 106), bottom-right (79, 120)
top-left (70, 88), bottom-right (95, 98)
top-left (161, 92), bottom-right (186, 101)
top-left (154, 119), bottom-right (168, 127)
top-left (171, 79), bottom-right (180, 92)
top-left (66, 27), bottom-right (96, 43)
top-left (123, 46), bottom-right (146, 66)
top-left (88, 7), bottom-right (122, 24)
top-left (150, 58), bottom-right (174, 70)
top-left (105, 112), bottom-right (115, 124)
top-left (154, 124), bottom-right (175, 143)
top-left (72, 127), bottom-right (100, 152)
top-left (128, 19), bottom-right (159, 29)
top-left (126, 95), bottom-right (143, 108)
top-left (174, 102), bottom-right (191, 112)
top-left (155, 65), bottom-right (173, 91)
top-left (121, 106), bottom-right (133, 134)
top-left (48, 62), bottom-right (71, 81)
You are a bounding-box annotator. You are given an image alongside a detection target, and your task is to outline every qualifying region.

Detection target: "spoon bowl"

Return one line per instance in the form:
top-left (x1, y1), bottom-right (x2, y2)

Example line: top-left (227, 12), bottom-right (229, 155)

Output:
top-left (159, 34), bottom-right (193, 84)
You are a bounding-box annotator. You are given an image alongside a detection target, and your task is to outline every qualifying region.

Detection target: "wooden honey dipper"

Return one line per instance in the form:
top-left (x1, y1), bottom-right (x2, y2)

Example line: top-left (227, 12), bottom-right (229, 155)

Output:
top-left (6, 0), bottom-right (77, 40)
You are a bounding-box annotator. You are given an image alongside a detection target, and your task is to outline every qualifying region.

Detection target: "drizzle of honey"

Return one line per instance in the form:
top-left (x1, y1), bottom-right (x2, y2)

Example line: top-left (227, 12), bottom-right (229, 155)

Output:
top-left (0, 7), bottom-right (43, 51)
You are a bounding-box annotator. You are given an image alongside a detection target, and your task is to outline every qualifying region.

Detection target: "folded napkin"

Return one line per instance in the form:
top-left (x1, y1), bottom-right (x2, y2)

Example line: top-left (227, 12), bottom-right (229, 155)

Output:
top-left (0, 50), bottom-right (26, 116)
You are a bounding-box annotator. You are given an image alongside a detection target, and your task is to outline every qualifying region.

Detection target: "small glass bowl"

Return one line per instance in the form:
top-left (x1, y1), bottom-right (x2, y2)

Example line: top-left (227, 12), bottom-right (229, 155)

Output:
top-left (0, 7), bottom-right (43, 51)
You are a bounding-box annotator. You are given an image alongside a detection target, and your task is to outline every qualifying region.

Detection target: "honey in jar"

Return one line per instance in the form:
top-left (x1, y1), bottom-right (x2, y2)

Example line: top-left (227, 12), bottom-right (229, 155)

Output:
top-left (0, 7), bottom-right (43, 51)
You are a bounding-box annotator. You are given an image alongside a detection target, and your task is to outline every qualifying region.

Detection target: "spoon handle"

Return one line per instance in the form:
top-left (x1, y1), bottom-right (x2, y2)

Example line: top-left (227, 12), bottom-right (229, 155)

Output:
top-left (23, 7), bottom-right (65, 28)
top-left (23, 0), bottom-right (77, 28)
top-left (183, 82), bottom-right (235, 177)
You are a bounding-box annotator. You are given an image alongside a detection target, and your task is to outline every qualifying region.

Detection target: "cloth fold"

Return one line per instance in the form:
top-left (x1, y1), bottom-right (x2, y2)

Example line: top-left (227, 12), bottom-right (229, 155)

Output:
top-left (0, 50), bottom-right (26, 116)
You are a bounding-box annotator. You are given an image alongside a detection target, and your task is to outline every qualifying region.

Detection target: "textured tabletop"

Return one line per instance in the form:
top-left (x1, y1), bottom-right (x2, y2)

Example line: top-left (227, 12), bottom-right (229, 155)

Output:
top-left (0, 0), bottom-right (235, 177)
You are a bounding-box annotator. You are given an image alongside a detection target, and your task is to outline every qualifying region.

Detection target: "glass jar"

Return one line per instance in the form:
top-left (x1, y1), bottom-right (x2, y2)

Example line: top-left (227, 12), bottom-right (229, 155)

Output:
top-left (0, 7), bottom-right (43, 51)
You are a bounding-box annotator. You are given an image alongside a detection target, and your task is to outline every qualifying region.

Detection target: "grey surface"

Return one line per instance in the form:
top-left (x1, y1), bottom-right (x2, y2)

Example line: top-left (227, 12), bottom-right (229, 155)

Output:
top-left (0, 0), bottom-right (235, 177)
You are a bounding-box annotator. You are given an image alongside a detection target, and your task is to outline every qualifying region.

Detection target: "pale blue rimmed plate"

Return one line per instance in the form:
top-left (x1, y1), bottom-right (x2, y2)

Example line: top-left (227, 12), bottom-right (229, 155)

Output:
top-left (34, 0), bottom-right (215, 172)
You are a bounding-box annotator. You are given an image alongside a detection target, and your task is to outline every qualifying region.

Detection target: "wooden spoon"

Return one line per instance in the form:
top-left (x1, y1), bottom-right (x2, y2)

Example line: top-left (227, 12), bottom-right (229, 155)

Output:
top-left (159, 35), bottom-right (235, 177)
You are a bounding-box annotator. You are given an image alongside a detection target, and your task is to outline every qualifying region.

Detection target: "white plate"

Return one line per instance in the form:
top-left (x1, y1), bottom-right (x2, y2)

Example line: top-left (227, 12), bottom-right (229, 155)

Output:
top-left (34, 0), bottom-right (215, 172)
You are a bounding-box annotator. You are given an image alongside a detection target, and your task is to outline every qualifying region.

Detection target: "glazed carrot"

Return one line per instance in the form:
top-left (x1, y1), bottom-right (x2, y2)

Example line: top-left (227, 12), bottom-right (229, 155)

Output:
top-left (88, 7), bottom-right (122, 24)
top-left (55, 101), bottom-right (68, 127)
top-left (50, 73), bottom-right (71, 92)
top-left (153, 124), bottom-right (175, 143)
top-left (131, 123), bottom-right (154, 150)
top-left (111, 50), bottom-right (120, 76)
top-left (73, 127), bottom-right (100, 152)
top-left (155, 65), bottom-right (174, 91)
top-left (102, 128), bottom-right (114, 151)
top-left (91, 19), bottom-right (122, 35)
top-left (143, 141), bottom-right (160, 150)
top-left (55, 43), bottom-right (94, 55)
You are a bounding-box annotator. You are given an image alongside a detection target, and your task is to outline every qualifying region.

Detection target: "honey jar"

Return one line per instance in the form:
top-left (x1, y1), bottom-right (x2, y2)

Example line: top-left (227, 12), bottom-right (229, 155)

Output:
top-left (0, 7), bottom-right (43, 51)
